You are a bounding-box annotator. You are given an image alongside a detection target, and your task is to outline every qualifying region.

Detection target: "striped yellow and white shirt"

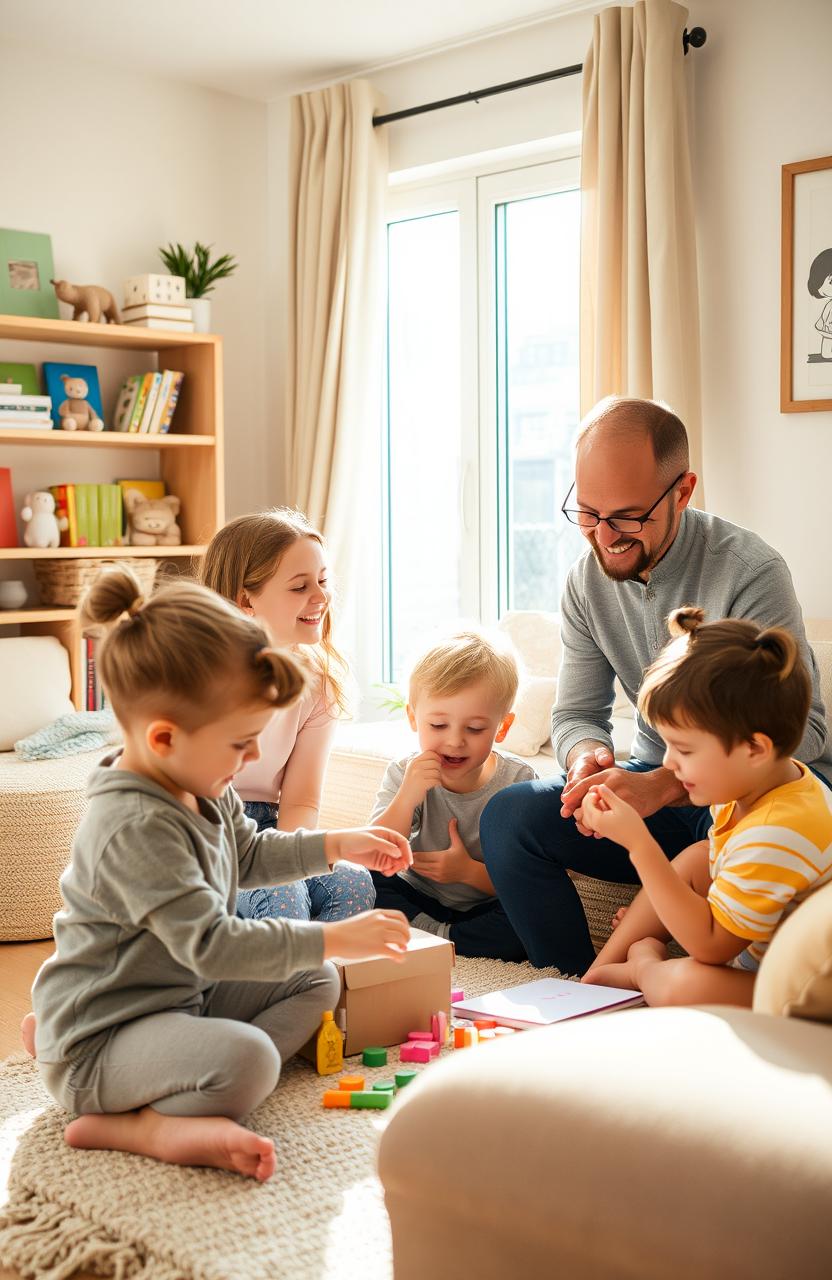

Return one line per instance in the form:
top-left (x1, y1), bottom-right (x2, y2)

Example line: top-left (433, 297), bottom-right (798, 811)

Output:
top-left (708, 763), bottom-right (832, 970)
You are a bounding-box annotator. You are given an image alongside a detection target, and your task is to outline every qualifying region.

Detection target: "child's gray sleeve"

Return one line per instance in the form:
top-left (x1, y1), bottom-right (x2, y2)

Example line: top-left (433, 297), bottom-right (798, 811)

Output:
top-left (370, 759), bottom-right (421, 834)
top-left (227, 788), bottom-right (330, 888)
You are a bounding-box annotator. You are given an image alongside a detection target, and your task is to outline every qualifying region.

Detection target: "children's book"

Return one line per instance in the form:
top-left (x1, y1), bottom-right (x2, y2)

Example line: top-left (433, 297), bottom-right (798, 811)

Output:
top-left (451, 978), bottom-right (643, 1028)
top-left (158, 371), bottom-right (184, 433)
top-left (112, 375), bottom-right (143, 432)
top-left (73, 483), bottom-right (100, 548)
top-left (42, 362), bottom-right (104, 431)
top-left (127, 373), bottom-right (155, 432)
top-left (0, 468), bottom-right (18, 548)
top-left (98, 485), bottom-right (123, 547)
top-left (146, 370), bottom-right (177, 434)
top-left (0, 363), bottom-right (39, 396)
top-left (137, 371), bottom-right (163, 432)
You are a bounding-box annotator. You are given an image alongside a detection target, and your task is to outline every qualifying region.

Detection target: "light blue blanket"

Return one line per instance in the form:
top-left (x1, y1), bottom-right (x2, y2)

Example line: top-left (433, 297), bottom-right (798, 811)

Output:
top-left (14, 710), bottom-right (121, 761)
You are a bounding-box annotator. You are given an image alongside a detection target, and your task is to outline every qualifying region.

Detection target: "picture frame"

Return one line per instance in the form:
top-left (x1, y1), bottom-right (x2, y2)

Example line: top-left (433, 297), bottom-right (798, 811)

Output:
top-left (781, 155), bottom-right (832, 412)
top-left (42, 361), bottom-right (105, 431)
top-left (0, 228), bottom-right (59, 320)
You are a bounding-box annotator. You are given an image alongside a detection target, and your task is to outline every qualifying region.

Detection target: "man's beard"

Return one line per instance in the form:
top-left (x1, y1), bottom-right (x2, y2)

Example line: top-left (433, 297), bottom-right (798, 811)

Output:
top-left (588, 506), bottom-right (676, 582)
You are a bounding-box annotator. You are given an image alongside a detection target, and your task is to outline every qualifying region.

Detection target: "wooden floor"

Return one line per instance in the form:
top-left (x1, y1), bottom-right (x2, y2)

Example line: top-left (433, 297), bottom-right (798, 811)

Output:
top-left (0, 940), bottom-right (95, 1280)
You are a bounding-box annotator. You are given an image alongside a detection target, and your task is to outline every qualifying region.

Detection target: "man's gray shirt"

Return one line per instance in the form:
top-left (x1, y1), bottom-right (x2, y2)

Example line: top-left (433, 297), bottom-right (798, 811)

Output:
top-left (371, 751), bottom-right (537, 910)
top-left (552, 507), bottom-right (831, 780)
top-left (32, 756), bottom-right (331, 1065)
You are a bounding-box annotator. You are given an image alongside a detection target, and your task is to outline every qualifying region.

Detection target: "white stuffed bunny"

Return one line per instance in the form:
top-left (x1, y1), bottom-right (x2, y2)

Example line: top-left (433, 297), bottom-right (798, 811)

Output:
top-left (21, 491), bottom-right (64, 549)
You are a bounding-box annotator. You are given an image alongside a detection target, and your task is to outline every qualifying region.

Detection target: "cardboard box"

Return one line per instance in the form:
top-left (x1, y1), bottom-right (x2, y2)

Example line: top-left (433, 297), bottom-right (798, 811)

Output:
top-left (303, 928), bottom-right (454, 1060)
top-left (123, 274), bottom-right (186, 307)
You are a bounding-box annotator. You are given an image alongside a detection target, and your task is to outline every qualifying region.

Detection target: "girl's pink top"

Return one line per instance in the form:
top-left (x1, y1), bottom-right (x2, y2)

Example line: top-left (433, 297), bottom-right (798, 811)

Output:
top-left (234, 676), bottom-right (338, 804)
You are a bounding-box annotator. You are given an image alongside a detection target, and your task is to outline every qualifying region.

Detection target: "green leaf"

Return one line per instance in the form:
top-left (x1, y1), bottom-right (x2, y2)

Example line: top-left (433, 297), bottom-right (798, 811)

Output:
top-left (156, 240), bottom-right (238, 298)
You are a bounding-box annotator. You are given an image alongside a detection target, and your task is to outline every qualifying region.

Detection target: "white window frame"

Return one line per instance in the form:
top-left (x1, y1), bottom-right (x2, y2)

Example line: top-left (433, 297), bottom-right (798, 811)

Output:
top-left (371, 143), bottom-right (581, 701)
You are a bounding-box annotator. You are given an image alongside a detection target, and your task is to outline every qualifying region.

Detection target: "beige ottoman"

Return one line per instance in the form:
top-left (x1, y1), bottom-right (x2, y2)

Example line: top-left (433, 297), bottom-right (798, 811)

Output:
top-left (0, 749), bottom-right (106, 941)
top-left (379, 1004), bottom-right (832, 1279)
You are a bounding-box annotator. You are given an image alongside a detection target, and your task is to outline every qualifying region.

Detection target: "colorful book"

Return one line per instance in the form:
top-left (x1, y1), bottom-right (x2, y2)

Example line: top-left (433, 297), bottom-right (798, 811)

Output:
top-left (144, 370), bottom-right (173, 434)
top-left (127, 372), bottom-right (155, 433)
top-left (112, 375), bottom-right (143, 432)
top-left (65, 486), bottom-right (79, 548)
top-left (50, 486), bottom-right (72, 547)
top-left (122, 303), bottom-right (192, 323)
top-left (98, 485), bottom-right (123, 547)
top-left (0, 468), bottom-right (18, 548)
top-left (158, 371), bottom-right (185, 434)
top-left (137, 372), bottom-right (163, 433)
top-left (73, 484), bottom-right (100, 547)
top-left (0, 414), bottom-right (53, 428)
top-left (0, 363), bottom-right (39, 396)
top-left (0, 395), bottom-right (51, 411)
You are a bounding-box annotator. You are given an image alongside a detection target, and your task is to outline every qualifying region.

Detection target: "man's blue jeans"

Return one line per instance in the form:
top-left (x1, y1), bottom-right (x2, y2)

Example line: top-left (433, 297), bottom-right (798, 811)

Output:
top-left (480, 761), bottom-right (712, 976)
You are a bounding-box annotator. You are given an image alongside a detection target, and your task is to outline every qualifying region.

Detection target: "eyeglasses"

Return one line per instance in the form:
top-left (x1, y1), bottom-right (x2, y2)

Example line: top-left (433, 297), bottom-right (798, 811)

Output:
top-left (561, 472), bottom-right (687, 534)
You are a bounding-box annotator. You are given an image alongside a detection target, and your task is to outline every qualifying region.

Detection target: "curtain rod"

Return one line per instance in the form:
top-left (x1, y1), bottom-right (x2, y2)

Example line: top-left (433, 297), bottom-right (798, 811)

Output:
top-left (373, 25), bottom-right (706, 127)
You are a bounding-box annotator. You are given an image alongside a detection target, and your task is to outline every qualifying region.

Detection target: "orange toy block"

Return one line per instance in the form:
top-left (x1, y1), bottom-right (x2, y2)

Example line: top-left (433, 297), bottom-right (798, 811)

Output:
top-left (338, 1075), bottom-right (366, 1091)
top-left (473, 1019), bottom-right (497, 1030)
top-left (454, 1025), bottom-right (480, 1048)
top-left (322, 1090), bottom-right (352, 1108)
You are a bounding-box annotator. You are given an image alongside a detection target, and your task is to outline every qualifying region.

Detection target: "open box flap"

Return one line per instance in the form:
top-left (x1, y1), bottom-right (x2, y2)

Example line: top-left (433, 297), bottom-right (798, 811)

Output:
top-left (342, 932), bottom-right (453, 991)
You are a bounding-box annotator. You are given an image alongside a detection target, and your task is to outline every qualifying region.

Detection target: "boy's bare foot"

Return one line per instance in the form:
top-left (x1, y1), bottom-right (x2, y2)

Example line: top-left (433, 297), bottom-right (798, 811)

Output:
top-left (64, 1108), bottom-right (276, 1181)
top-left (20, 1012), bottom-right (36, 1058)
top-left (581, 960), bottom-right (639, 990)
top-left (610, 906), bottom-right (628, 931)
top-left (626, 937), bottom-right (669, 987)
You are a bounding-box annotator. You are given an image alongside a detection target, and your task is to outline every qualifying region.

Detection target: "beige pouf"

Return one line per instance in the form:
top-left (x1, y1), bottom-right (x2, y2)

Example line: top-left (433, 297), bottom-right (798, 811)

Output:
top-left (0, 749), bottom-right (106, 941)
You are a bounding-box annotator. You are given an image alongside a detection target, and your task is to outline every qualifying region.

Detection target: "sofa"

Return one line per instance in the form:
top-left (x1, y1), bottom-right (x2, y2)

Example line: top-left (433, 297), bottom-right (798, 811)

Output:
top-left (373, 618), bottom-right (832, 1280)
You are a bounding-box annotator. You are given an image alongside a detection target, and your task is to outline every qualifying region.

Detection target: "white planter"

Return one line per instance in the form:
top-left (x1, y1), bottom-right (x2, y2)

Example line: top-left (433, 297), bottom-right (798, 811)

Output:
top-left (189, 297), bottom-right (212, 333)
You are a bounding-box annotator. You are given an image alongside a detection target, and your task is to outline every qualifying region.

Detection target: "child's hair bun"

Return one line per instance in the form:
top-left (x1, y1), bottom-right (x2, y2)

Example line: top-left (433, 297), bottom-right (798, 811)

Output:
top-left (254, 647), bottom-right (307, 708)
top-left (755, 627), bottom-right (798, 681)
top-left (667, 605), bottom-right (705, 638)
top-left (79, 565), bottom-right (144, 629)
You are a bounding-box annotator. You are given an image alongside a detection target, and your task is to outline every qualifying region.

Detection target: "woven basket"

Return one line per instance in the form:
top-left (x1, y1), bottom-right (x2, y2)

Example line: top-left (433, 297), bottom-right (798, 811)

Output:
top-left (33, 557), bottom-right (159, 606)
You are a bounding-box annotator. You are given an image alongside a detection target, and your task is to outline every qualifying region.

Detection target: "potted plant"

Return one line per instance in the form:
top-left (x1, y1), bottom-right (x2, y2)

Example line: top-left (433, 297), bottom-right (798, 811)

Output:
top-left (158, 241), bottom-right (238, 333)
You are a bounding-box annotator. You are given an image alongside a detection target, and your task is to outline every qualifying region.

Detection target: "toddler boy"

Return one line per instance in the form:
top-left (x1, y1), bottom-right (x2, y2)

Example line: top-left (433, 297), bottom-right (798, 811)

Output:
top-left (370, 632), bottom-right (536, 959)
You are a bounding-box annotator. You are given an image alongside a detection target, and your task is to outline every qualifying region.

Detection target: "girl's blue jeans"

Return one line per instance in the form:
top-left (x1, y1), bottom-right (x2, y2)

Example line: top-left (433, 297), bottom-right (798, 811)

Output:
top-left (236, 801), bottom-right (375, 922)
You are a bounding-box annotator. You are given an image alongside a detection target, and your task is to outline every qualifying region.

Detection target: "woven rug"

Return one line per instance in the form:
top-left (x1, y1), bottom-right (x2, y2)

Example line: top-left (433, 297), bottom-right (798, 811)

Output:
top-left (0, 956), bottom-right (568, 1280)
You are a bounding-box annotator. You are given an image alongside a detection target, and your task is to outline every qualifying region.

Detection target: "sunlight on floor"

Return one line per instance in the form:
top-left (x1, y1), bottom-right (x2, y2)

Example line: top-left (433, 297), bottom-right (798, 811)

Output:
top-left (0, 1107), bottom-right (46, 1206)
top-left (322, 1169), bottom-right (392, 1278)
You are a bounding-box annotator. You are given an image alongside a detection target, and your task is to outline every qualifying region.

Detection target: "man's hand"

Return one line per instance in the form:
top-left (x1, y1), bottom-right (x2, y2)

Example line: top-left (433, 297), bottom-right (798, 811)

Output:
top-left (401, 750), bottom-right (443, 805)
top-left (581, 783), bottom-right (651, 853)
top-left (411, 818), bottom-right (474, 885)
top-left (564, 765), bottom-right (683, 836)
top-left (561, 745), bottom-right (616, 819)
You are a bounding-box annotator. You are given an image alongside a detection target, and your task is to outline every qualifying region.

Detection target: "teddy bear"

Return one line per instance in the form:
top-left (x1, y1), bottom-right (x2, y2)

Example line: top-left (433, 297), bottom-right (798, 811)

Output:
top-left (21, 491), bottom-right (67, 549)
top-left (56, 374), bottom-right (104, 431)
top-left (123, 490), bottom-right (182, 546)
top-left (50, 278), bottom-right (122, 324)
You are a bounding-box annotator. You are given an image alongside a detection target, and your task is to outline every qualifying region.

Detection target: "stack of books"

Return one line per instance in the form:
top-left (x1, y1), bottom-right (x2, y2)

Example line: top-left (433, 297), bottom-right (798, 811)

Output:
top-left (112, 370), bottom-right (184, 433)
top-left (50, 484), bottom-right (124, 548)
top-left (122, 273), bottom-right (193, 332)
top-left (0, 383), bottom-right (53, 430)
top-left (121, 302), bottom-right (194, 332)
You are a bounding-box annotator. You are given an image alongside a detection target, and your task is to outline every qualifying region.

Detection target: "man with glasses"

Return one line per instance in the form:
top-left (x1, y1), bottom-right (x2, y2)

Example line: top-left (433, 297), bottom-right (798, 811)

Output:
top-left (481, 395), bottom-right (831, 975)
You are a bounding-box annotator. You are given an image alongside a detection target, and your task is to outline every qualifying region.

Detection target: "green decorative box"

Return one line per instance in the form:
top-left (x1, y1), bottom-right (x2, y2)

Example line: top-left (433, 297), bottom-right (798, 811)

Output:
top-left (0, 228), bottom-right (59, 319)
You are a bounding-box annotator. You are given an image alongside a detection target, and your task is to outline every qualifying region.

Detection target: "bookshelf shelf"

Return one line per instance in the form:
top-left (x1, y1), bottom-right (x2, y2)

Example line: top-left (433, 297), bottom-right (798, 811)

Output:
top-left (0, 312), bottom-right (224, 707)
top-left (0, 428), bottom-right (215, 448)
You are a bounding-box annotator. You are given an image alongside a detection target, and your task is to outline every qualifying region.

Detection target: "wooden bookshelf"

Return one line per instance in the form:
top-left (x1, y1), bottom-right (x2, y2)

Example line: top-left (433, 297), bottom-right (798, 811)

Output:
top-left (0, 313), bottom-right (225, 707)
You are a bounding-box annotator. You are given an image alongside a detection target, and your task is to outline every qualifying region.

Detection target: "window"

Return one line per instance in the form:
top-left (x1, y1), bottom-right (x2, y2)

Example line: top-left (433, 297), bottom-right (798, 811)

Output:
top-left (382, 154), bottom-right (582, 683)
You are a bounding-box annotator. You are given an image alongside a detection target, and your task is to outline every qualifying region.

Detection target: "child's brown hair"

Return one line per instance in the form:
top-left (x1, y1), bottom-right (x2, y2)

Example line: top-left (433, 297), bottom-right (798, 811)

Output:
top-left (638, 606), bottom-right (811, 755)
top-left (199, 508), bottom-right (348, 714)
top-left (408, 631), bottom-right (519, 715)
top-left (80, 566), bottom-right (306, 728)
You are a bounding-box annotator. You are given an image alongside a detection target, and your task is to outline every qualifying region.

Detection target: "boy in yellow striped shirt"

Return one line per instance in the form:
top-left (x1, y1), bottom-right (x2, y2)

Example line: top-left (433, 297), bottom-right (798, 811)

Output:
top-left (580, 606), bottom-right (832, 1006)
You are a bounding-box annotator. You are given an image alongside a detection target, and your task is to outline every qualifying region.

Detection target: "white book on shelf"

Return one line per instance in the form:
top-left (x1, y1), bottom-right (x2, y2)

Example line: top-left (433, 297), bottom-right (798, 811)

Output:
top-left (137, 372), bottom-right (164, 433)
top-left (0, 413), bottom-right (54, 427)
top-left (122, 302), bottom-right (193, 323)
top-left (452, 978), bottom-right (644, 1028)
top-left (0, 395), bottom-right (51, 410)
top-left (122, 317), bottom-right (195, 333)
top-left (146, 370), bottom-right (174, 434)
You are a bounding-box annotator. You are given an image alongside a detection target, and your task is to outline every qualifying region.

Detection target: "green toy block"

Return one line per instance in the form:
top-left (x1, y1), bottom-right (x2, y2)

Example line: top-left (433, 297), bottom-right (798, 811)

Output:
top-left (350, 1090), bottom-right (392, 1109)
top-left (373, 1080), bottom-right (396, 1093)
top-left (362, 1046), bottom-right (388, 1067)
top-left (395, 1069), bottom-right (418, 1088)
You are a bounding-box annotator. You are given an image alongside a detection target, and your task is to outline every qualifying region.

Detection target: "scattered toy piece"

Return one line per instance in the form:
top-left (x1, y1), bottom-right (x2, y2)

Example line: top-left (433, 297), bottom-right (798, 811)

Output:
top-left (407, 1030), bottom-right (434, 1041)
top-left (400, 1040), bottom-right (439, 1064)
top-left (316, 1010), bottom-right (344, 1075)
top-left (351, 1091), bottom-right (392, 1110)
top-left (473, 1019), bottom-right (497, 1030)
top-left (338, 1075), bottom-right (365, 1091)
top-left (322, 1090), bottom-right (352, 1108)
top-left (494, 1026), bottom-right (515, 1037)
top-left (451, 989), bottom-right (464, 1003)
top-left (395, 1069), bottom-right (418, 1088)
top-left (431, 1010), bottom-right (448, 1045)
top-left (373, 1080), bottom-right (397, 1093)
top-left (363, 1047), bottom-right (388, 1067)
top-left (478, 1029), bottom-right (497, 1042)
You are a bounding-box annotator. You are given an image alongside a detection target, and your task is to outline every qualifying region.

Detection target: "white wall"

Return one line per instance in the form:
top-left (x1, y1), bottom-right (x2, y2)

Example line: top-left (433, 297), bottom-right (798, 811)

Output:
top-left (267, 0), bottom-right (832, 621)
top-left (0, 48), bottom-right (269, 522)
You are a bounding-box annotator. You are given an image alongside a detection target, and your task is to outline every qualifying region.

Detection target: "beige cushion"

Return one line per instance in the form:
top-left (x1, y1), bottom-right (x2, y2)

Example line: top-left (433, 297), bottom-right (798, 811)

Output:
top-left (0, 636), bottom-right (74, 751)
top-left (754, 880), bottom-right (832, 1023)
top-left (502, 674), bottom-right (557, 756)
top-left (379, 1006), bottom-right (832, 1280)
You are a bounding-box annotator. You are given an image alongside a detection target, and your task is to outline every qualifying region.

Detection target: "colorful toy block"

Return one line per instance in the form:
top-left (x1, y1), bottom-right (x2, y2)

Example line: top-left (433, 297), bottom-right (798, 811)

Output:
top-left (431, 1011), bottom-right (448, 1045)
top-left (454, 1025), bottom-right (480, 1048)
top-left (451, 989), bottom-right (464, 1004)
top-left (494, 1026), bottom-right (516, 1037)
top-left (373, 1080), bottom-right (397, 1093)
top-left (362, 1047), bottom-right (388, 1067)
top-left (338, 1075), bottom-right (365, 1091)
top-left (473, 1019), bottom-right (497, 1030)
top-left (395, 1069), bottom-right (418, 1088)
top-left (323, 1090), bottom-right (352, 1108)
top-left (478, 1029), bottom-right (497, 1042)
top-left (399, 1040), bottom-right (439, 1064)
top-left (407, 1030), bottom-right (434, 1041)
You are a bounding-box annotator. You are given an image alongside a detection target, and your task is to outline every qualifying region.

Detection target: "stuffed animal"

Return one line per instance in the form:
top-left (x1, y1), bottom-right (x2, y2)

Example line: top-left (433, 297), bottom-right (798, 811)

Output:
top-left (56, 375), bottom-right (104, 431)
top-left (50, 278), bottom-right (121, 324)
top-left (21, 491), bottom-right (66, 549)
top-left (123, 490), bottom-right (182, 546)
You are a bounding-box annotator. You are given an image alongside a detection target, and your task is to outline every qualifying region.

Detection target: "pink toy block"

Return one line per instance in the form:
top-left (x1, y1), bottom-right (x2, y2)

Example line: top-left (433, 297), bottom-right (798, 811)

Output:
top-left (431, 1011), bottom-right (448, 1045)
top-left (494, 1026), bottom-right (515, 1037)
top-left (400, 1040), bottom-right (440, 1064)
top-left (407, 1030), bottom-right (434, 1041)
top-left (451, 989), bottom-right (464, 1004)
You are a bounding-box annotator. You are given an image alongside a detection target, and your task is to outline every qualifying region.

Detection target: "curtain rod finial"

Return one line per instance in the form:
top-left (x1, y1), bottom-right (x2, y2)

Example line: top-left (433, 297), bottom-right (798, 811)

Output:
top-left (683, 27), bottom-right (707, 55)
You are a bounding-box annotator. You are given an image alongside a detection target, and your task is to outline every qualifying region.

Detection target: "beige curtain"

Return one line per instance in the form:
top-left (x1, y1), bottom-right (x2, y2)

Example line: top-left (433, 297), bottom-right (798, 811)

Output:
top-left (286, 79), bottom-right (388, 594)
top-left (580, 0), bottom-right (703, 480)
